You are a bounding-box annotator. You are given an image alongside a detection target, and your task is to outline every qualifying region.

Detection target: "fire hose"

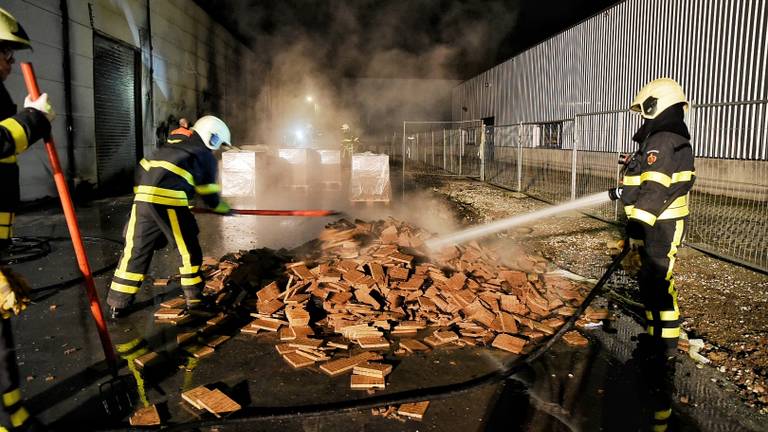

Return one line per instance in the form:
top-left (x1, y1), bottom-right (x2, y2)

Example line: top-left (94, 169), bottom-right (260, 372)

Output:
top-left (139, 242), bottom-right (631, 431)
top-left (192, 208), bottom-right (341, 217)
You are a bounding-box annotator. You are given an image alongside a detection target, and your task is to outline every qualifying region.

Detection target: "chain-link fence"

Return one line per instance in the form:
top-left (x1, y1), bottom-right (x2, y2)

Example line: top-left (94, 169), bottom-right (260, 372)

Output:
top-left (395, 102), bottom-right (768, 272)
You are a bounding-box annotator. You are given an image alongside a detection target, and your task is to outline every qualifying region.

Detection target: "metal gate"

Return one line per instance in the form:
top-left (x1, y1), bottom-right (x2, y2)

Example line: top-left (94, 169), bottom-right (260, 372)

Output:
top-left (93, 33), bottom-right (141, 193)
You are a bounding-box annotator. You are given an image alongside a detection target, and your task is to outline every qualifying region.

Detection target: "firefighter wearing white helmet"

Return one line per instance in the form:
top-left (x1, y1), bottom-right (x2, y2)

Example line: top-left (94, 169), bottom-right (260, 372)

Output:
top-left (608, 78), bottom-right (696, 361)
top-left (107, 115), bottom-right (232, 318)
top-left (0, 8), bottom-right (54, 431)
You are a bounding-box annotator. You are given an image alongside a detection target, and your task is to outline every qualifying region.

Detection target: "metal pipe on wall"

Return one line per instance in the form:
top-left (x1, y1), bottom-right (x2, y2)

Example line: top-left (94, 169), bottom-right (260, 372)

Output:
top-left (59, 0), bottom-right (76, 187)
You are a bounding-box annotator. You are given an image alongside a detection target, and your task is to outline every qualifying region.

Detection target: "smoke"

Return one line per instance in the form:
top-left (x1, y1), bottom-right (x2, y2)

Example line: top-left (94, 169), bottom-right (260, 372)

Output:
top-left (213, 0), bottom-right (520, 144)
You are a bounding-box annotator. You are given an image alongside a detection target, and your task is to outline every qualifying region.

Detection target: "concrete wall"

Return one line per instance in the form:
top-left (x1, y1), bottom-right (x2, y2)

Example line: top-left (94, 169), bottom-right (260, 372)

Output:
top-left (3, 0), bottom-right (267, 201)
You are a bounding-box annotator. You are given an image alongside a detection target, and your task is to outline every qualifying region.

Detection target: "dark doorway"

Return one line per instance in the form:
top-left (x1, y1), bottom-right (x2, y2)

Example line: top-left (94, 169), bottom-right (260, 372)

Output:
top-left (482, 116), bottom-right (495, 162)
top-left (93, 33), bottom-right (142, 194)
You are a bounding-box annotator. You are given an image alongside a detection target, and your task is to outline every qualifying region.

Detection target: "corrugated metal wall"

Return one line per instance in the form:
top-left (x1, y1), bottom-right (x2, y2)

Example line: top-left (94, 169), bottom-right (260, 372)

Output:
top-left (453, 0), bottom-right (768, 160)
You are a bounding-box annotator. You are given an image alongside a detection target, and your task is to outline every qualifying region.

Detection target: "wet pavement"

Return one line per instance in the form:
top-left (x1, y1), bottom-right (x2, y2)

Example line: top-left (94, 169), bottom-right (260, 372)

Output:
top-left (4, 184), bottom-right (767, 431)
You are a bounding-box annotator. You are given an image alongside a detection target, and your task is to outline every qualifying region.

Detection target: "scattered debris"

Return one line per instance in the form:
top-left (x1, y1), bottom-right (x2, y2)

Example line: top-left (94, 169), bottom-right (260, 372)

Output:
top-left (397, 401), bottom-right (430, 420)
top-left (129, 404), bottom-right (161, 426)
top-left (182, 386), bottom-right (240, 418)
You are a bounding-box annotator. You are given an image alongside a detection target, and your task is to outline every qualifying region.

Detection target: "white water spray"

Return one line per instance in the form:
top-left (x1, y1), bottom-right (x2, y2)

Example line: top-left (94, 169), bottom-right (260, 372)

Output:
top-left (426, 192), bottom-right (611, 250)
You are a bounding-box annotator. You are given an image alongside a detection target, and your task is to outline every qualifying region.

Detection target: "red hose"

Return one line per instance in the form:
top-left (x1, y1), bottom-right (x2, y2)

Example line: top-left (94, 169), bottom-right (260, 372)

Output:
top-left (21, 63), bottom-right (118, 372)
top-left (192, 208), bottom-right (341, 217)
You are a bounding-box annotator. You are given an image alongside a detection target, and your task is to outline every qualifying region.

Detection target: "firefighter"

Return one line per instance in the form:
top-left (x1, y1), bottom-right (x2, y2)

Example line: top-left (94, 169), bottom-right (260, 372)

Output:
top-left (0, 8), bottom-right (54, 431)
top-left (340, 123), bottom-right (358, 167)
top-left (608, 77), bottom-right (696, 356)
top-left (107, 115), bottom-right (232, 318)
top-left (166, 117), bottom-right (192, 145)
top-left (0, 7), bottom-right (54, 251)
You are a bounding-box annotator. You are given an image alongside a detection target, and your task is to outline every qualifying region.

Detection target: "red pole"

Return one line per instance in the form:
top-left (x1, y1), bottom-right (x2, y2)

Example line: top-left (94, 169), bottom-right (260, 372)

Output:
top-left (20, 63), bottom-right (118, 371)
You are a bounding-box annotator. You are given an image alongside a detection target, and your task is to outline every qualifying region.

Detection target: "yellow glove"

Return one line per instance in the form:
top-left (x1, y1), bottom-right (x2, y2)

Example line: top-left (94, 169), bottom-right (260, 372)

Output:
top-left (213, 201), bottom-right (232, 215)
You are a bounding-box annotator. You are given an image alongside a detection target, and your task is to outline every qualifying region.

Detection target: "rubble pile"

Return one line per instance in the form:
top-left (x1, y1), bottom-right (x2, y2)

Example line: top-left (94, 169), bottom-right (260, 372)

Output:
top-left (154, 218), bottom-right (600, 421)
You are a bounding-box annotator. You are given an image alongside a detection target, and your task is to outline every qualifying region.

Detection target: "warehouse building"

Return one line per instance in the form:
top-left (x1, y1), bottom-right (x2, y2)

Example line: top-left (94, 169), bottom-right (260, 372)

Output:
top-left (434, 0), bottom-right (768, 270)
top-left (4, 0), bottom-right (268, 200)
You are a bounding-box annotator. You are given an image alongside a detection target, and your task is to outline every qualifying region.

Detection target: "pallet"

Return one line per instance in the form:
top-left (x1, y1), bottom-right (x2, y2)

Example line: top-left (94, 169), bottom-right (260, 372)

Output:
top-left (350, 200), bottom-right (390, 208)
top-left (285, 184), bottom-right (310, 193)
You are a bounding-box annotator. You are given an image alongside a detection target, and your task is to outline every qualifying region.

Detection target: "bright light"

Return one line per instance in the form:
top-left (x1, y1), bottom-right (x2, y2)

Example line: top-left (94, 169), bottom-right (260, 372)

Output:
top-left (305, 95), bottom-right (313, 103)
top-left (294, 129), bottom-right (305, 141)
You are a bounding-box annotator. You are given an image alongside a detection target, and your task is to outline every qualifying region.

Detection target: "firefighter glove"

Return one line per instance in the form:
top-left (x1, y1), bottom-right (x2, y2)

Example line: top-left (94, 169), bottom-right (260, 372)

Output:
top-left (212, 201), bottom-right (232, 215)
top-left (608, 187), bottom-right (622, 201)
top-left (24, 92), bottom-right (55, 122)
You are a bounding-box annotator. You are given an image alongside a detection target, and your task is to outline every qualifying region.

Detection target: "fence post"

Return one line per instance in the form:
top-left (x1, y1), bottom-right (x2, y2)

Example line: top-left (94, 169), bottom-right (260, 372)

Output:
top-left (402, 121), bottom-right (406, 201)
top-left (459, 129), bottom-right (463, 176)
top-left (516, 122), bottom-right (523, 192)
top-left (480, 126), bottom-right (486, 181)
top-left (443, 129), bottom-right (447, 171)
top-left (571, 117), bottom-right (578, 201)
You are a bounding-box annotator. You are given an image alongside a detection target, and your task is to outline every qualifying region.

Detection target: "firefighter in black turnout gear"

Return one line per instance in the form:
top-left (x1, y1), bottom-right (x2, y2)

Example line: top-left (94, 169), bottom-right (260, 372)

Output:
top-left (609, 78), bottom-right (695, 431)
top-left (0, 7), bottom-right (56, 431)
top-left (107, 115), bottom-right (232, 318)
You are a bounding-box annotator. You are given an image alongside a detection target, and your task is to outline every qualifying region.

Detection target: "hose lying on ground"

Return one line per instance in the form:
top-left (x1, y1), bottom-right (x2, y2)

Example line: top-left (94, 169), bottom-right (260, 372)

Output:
top-left (145, 244), bottom-right (631, 431)
top-left (0, 236), bottom-right (122, 293)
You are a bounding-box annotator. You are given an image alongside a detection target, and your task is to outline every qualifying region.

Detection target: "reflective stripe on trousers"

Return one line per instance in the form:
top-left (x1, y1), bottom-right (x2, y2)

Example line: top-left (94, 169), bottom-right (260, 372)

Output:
top-left (107, 202), bottom-right (204, 308)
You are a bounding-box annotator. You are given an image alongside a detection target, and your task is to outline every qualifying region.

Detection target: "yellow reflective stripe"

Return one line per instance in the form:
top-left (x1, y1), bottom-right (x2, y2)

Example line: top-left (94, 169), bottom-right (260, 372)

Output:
top-left (2, 389), bottom-right (21, 407)
top-left (0, 155), bottom-right (16, 163)
top-left (114, 269), bottom-right (144, 282)
top-left (118, 205), bottom-right (138, 273)
top-left (135, 185), bottom-right (188, 199)
top-left (665, 195), bottom-right (688, 209)
top-left (10, 406), bottom-right (29, 427)
top-left (181, 276), bottom-right (203, 286)
top-left (0, 226), bottom-right (11, 240)
top-left (0, 426), bottom-right (8, 432)
top-left (645, 311), bottom-right (653, 320)
top-left (671, 171), bottom-right (695, 183)
top-left (654, 409), bottom-right (672, 421)
top-left (666, 220), bottom-right (685, 280)
top-left (629, 208), bottom-right (657, 226)
top-left (659, 205), bottom-right (689, 220)
top-left (623, 175), bottom-right (641, 186)
top-left (640, 171), bottom-right (672, 187)
top-left (110, 281), bottom-right (140, 294)
top-left (134, 194), bottom-right (189, 207)
top-left (660, 327), bottom-right (680, 339)
top-left (167, 209), bottom-right (192, 269)
top-left (179, 265), bottom-right (200, 274)
top-left (653, 425), bottom-right (668, 432)
top-left (194, 183), bottom-right (220, 195)
top-left (0, 212), bottom-right (11, 225)
top-left (167, 139), bottom-right (183, 144)
top-left (140, 159), bottom-right (195, 186)
top-left (0, 118), bottom-right (29, 155)
top-left (115, 338), bottom-right (143, 353)
top-left (659, 310), bottom-right (679, 321)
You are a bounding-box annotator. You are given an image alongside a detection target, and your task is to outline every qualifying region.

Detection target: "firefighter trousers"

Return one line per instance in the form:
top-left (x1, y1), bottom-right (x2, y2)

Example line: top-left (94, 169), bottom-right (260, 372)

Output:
top-left (636, 218), bottom-right (686, 350)
top-left (107, 202), bottom-right (204, 309)
top-left (0, 163), bottom-right (19, 244)
top-left (0, 319), bottom-right (30, 430)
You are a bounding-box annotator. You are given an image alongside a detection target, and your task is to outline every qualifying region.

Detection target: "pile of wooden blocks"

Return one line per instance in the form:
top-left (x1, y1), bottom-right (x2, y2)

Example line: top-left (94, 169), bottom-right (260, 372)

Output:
top-left (236, 218), bottom-right (597, 406)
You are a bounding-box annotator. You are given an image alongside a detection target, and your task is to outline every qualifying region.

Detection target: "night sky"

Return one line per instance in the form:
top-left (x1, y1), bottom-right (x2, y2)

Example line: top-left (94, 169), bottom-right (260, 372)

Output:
top-left (196, 0), bottom-right (622, 80)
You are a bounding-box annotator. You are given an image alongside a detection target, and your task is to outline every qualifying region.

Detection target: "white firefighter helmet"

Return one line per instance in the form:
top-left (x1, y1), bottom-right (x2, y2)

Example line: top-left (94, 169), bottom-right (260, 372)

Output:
top-left (341, 123), bottom-right (350, 132)
top-left (192, 115), bottom-right (231, 150)
top-left (0, 8), bottom-right (31, 50)
top-left (630, 77), bottom-right (688, 119)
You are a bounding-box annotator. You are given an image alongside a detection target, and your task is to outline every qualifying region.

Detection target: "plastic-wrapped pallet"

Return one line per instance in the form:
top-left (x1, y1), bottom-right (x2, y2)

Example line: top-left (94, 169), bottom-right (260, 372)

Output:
top-left (221, 150), bottom-right (258, 196)
top-left (350, 152), bottom-right (390, 202)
